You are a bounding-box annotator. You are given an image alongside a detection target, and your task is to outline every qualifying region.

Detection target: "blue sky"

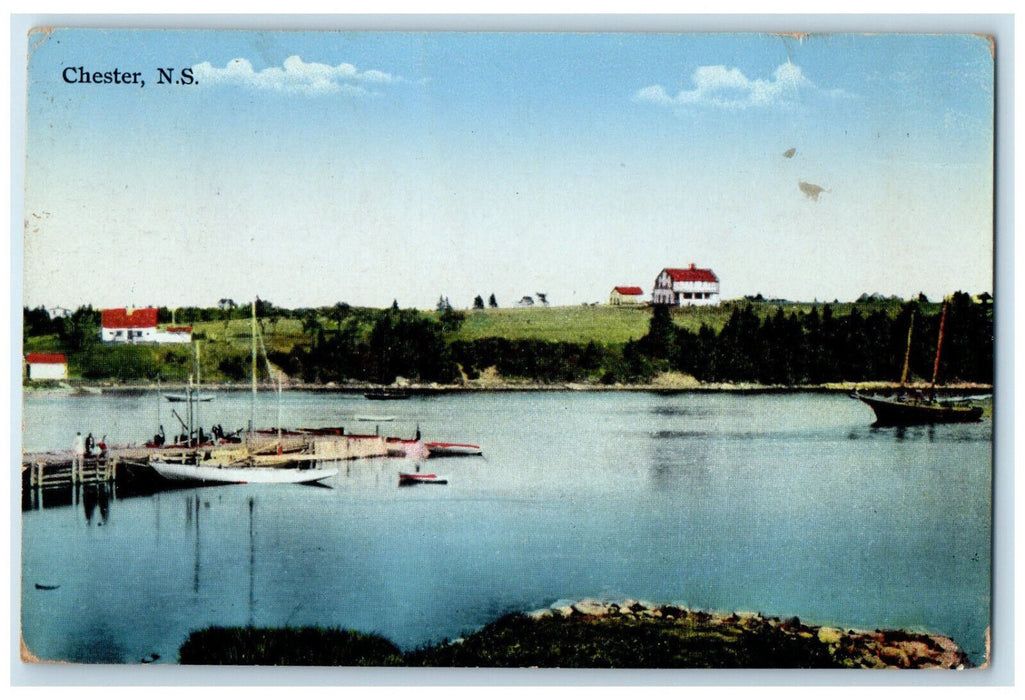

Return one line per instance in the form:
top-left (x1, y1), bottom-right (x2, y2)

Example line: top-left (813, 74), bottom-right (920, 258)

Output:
top-left (22, 29), bottom-right (994, 310)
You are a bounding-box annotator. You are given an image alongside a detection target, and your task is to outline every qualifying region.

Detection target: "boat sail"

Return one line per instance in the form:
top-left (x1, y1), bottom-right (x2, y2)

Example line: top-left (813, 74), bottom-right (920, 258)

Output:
top-left (150, 300), bottom-right (338, 484)
top-left (852, 302), bottom-right (984, 425)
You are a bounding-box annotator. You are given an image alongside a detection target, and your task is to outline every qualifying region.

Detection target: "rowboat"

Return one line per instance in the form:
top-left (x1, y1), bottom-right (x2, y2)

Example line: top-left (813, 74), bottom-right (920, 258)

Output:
top-left (364, 389), bottom-right (411, 400)
top-left (425, 441), bottom-right (483, 457)
top-left (398, 472), bottom-right (448, 486)
top-left (164, 393), bottom-right (214, 403)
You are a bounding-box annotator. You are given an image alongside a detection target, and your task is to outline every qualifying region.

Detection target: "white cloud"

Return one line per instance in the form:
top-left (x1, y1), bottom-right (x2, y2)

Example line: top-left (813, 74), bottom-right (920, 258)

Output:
top-left (192, 56), bottom-right (401, 95)
top-left (634, 61), bottom-right (815, 110)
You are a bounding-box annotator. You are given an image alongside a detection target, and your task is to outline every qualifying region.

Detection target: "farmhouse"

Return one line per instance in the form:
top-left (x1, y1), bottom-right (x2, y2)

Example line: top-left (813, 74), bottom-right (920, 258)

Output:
top-left (25, 353), bottom-right (68, 381)
top-left (609, 286), bottom-right (644, 305)
top-left (101, 308), bottom-right (192, 344)
top-left (652, 264), bottom-right (720, 306)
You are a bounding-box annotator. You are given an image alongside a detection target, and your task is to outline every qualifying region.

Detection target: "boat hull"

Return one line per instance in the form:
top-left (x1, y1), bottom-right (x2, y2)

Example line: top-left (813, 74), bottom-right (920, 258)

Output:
top-left (364, 390), bottom-right (411, 400)
top-left (854, 394), bottom-right (984, 426)
top-left (425, 442), bottom-right (483, 457)
top-left (398, 472), bottom-right (448, 486)
top-left (164, 393), bottom-right (215, 402)
top-left (150, 460), bottom-right (338, 484)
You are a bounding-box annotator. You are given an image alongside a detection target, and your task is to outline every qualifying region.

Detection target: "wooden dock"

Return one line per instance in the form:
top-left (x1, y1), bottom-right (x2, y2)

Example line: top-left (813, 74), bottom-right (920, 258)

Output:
top-left (22, 433), bottom-right (393, 493)
top-left (24, 454), bottom-right (117, 489)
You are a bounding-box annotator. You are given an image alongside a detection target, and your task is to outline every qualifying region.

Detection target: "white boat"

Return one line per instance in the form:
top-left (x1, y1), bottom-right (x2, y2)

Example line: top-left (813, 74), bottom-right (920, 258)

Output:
top-left (151, 459), bottom-right (338, 484)
top-left (354, 414), bottom-right (395, 422)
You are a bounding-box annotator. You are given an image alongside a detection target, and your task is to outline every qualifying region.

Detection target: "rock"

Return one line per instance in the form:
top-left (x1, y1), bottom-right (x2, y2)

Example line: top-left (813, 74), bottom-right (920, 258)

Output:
top-left (878, 645), bottom-right (910, 668)
top-left (571, 599), bottom-right (608, 617)
top-left (525, 609), bottom-right (553, 621)
top-left (817, 627), bottom-right (843, 645)
top-left (550, 605), bottom-right (575, 618)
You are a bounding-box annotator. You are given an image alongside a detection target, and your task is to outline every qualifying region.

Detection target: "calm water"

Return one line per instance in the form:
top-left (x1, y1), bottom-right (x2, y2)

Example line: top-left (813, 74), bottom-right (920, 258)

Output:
top-left (20, 391), bottom-right (992, 665)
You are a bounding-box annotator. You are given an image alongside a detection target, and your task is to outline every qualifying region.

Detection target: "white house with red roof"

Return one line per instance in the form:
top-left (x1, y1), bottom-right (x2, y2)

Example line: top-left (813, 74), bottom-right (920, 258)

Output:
top-left (652, 264), bottom-right (720, 306)
top-left (100, 308), bottom-right (192, 344)
top-left (609, 286), bottom-right (645, 305)
top-left (25, 353), bottom-right (68, 380)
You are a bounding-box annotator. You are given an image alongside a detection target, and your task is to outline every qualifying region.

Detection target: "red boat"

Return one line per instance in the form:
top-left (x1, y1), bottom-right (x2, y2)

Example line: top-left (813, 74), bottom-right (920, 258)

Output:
top-left (398, 472), bottom-right (448, 486)
top-left (425, 442), bottom-right (483, 457)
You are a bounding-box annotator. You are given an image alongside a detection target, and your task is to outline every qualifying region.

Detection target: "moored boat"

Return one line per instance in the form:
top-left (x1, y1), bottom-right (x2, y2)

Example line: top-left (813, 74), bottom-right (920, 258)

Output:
top-left (425, 441), bottom-right (483, 457)
top-left (853, 301), bottom-right (983, 426)
top-left (852, 392), bottom-right (983, 425)
top-left (364, 388), bottom-right (411, 400)
top-left (398, 472), bottom-right (448, 486)
top-left (151, 458), bottom-right (338, 484)
top-left (164, 393), bottom-right (214, 403)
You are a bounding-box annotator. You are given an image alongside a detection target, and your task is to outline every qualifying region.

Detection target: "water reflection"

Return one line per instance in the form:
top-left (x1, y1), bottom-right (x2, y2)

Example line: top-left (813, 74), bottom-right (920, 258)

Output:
top-left (81, 483), bottom-right (112, 526)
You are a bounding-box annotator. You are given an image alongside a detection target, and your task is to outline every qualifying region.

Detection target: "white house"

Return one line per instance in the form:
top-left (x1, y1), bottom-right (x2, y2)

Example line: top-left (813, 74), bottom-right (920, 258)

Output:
top-left (25, 353), bottom-right (68, 381)
top-left (101, 308), bottom-right (192, 344)
top-left (652, 264), bottom-right (720, 306)
top-left (609, 286), bottom-right (644, 305)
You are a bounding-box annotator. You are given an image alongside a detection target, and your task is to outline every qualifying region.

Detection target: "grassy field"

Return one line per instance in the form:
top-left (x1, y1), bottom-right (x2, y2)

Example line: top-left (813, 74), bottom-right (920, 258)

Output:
top-left (447, 300), bottom-right (910, 346)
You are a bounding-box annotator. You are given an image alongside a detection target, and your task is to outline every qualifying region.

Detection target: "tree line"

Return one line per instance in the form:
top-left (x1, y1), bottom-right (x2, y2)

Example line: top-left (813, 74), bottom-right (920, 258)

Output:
top-left (639, 291), bottom-right (992, 385)
top-left (23, 292), bottom-right (992, 386)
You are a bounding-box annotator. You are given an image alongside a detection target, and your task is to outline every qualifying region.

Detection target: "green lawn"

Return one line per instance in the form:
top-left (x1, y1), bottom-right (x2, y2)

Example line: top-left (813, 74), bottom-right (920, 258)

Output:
top-left (448, 302), bottom-right (841, 345)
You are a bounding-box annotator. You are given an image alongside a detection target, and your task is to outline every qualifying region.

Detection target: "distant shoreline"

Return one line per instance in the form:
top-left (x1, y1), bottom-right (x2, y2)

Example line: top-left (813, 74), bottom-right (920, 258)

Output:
top-left (22, 379), bottom-right (994, 397)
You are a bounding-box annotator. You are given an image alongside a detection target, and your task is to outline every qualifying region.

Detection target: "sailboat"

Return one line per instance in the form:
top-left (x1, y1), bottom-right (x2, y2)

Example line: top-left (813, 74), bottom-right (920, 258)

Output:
top-left (150, 300), bottom-right (339, 485)
top-left (852, 302), bottom-right (984, 425)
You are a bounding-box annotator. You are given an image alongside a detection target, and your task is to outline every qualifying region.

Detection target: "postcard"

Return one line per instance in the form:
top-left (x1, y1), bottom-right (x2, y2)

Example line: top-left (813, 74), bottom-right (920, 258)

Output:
top-left (17, 25), bottom-right (998, 677)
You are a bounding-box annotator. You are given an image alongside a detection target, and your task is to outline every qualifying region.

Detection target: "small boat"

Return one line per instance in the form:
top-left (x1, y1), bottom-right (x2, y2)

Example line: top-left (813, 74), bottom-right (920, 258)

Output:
top-left (425, 441), bottom-right (483, 457)
top-left (364, 389), bottom-right (411, 400)
top-left (34, 583), bottom-right (60, 590)
top-left (398, 472), bottom-right (448, 486)
top-left (354, 414), bottom-right (395, 422)
top-left (853, 301), bottom-right (984, 426)
top-left (164, 393), bottom-right (215, 403)
top-left (150, 458), bottom-right (338, 485)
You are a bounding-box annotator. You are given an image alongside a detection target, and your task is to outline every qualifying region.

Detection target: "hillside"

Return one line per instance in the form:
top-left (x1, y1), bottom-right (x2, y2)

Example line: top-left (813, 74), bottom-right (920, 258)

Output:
top-left (449, 299), bottom-right (913, 345)
top-left (22, 296), bottom-right (985, 387)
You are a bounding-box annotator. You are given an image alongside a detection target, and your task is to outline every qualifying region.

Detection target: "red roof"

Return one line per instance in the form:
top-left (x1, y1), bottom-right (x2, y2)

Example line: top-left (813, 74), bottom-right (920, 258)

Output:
top-left (613, 286), bottom-right (644, 296)
top-left (101, 307), bottom-right (159, 329)
top-left (26, 353), bottom-right (67, 364)
top-left (663, 264), bottom-right (718, 283)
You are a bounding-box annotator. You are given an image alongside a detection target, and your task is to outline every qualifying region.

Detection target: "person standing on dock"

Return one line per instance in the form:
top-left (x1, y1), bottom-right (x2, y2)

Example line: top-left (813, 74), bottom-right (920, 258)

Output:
top-left (72, 431), bottom-right (86, 481)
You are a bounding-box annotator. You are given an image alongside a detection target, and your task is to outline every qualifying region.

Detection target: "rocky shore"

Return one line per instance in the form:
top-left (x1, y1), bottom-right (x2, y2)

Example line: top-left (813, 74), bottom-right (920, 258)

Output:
top-left (508, 598), bottom-right (974, 670)
top-left (176, 598), bottom-right (975, 668)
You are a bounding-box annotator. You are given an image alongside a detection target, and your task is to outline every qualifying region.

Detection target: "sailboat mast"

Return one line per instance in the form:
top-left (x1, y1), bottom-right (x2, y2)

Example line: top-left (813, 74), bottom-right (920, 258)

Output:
top-left (930, 301), bottom-right (949, 394)
top-left (900, 311), bottom-right (915, 388)
top-left (250, 299), bottom-right (257, 434)
top-left (195, 341), bottom-right (201, 443)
